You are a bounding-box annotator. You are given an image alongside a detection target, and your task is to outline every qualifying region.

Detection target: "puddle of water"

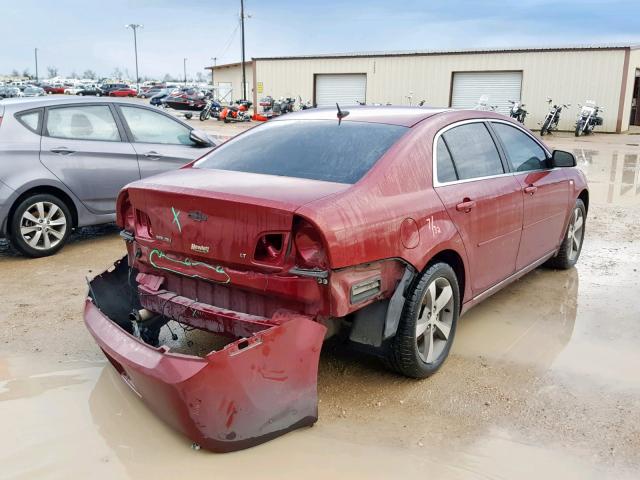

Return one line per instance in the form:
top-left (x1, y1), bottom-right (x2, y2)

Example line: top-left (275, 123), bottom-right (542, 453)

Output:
top-left (0, 356), bottom-right (633, 480)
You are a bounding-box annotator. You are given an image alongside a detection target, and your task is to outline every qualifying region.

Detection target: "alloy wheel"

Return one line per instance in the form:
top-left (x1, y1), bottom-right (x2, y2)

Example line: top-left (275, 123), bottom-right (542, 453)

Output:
top-left (415, 277), bottom-right (455, 364)
top-left (19, 201), bottom-right (67, 251)
top-left (567, 207), bottom-right (584, 261)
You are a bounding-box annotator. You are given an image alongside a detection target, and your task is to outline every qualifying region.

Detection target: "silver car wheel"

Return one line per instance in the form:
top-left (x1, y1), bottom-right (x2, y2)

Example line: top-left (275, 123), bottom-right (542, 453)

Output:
top-left (415, 277), bottom-right (454, 364)
top-left (567, 207), bottom-right (584, 261)
top-left (19, 201), bottom-right (67, 251)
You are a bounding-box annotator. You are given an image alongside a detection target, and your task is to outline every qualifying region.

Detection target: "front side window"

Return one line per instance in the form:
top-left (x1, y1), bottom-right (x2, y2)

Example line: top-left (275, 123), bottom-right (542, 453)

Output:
top-left (442, 123), bottom-right (504, 180)
top-left (195, 120), bottom-right (408, 184)
top-left (492, 123), bottom-right (547, 172)
top-left (119, 106), bottom-right (194, 145)
top-left (45, 105), bottom-right (120, 141)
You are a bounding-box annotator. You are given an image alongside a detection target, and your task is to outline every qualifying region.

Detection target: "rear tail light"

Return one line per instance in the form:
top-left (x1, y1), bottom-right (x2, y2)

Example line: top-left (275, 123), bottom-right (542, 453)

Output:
top-left (293, 218), bottom-right (328, 270)
top-left (254, 233), bottom-right (285, 263)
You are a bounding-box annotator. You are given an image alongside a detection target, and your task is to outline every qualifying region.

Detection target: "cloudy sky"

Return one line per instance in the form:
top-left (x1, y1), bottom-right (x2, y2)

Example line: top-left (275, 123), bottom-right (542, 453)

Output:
top-left (2, 0), bottom-right (639, 79)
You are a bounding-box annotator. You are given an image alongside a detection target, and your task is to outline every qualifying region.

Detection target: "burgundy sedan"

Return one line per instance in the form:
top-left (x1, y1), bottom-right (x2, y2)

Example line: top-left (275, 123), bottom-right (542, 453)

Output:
top-left (85, 106), bottom-right (588, 451)
top-left (108, 87), bottom-right (137, 97)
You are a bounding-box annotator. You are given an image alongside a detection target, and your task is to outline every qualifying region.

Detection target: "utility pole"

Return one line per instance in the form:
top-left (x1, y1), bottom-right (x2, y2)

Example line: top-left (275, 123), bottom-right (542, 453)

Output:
top-left (240, 0), bottom-right (246, 100)
top-left (125, 24), bottom-right (143, 92)
top-left (210, 57), bottom-right (217, 100)
top-left (34, 48), bottom-right (39, 82)
top-left (183, 58), bottom-right (188, 86)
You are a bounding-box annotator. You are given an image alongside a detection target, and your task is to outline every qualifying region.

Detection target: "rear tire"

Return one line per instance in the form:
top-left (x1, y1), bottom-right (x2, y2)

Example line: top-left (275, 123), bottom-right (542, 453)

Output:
top-left (8, 193), bottom-right (72, 258)
top-left (388, 262), bottom-right (459, 379)
top-left (546, 199), bottom-right (586, 270)
top-left (575, 121), bottom-right (584, 137)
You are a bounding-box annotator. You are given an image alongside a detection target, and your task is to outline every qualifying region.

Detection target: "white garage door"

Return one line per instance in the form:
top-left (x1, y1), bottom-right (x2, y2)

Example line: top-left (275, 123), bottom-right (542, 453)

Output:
top-left (451, 72), bottom-right (522, 116)
top-left (315, 74), bottom-right (366, 107)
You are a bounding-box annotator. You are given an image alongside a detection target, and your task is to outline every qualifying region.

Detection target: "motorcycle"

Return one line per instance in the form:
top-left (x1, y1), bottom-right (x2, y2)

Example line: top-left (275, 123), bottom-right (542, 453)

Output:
top-left (575, 101), bottom-right (604, 137)
top-left (540, 98), bottom-right (571, 136)
top-left (474, 95), bottom-right (498, 112)
top-left (508, 100), bottom-right (527, 124)
top-left (219, 100), bottom-right (253, 123)
top-left (199, 98), bottom-right (223, 121)
top-left (297, 96), bottom-right (313, 110)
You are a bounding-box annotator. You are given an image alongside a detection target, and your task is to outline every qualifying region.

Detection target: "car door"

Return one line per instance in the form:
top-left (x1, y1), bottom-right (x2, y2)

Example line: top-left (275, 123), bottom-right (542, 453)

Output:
top-left (433, 121), bottom-right (524, 295)
top-left (490, 121), bottom-right (570, 270)
top-left (39, 103), bottom-right (140, 214)
top-left (116, 105), bottom-right (212, 178)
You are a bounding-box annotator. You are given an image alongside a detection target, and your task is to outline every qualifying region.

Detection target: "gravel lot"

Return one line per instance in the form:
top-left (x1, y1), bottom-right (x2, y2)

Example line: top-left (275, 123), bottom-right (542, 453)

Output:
top-left (0, 119), bottom-right (638, 479)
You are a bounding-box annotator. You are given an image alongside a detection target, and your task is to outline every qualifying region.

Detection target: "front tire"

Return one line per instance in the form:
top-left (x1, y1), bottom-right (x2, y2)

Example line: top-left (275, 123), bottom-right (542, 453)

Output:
top-left (546, 199), bottom-right (586, 270)
top-left (388, 262), bottom-right (460, 378)
top-left (540, 117), bottom-right (551, 136)
top-left (575, 120), bottom-right (584, 137)
top-left (8, 194), bottom-right (72, 258)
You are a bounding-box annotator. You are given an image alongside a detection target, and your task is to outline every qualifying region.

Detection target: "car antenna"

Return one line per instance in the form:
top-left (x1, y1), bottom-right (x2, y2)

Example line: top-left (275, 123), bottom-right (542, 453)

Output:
top-left (336, 103), bottom-right (349, 125)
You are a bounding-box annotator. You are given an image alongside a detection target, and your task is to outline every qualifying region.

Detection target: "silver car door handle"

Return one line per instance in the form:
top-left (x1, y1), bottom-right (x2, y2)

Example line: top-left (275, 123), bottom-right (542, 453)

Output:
top-left (50, 147), bottom-right (75, 155)
top-left (143, 151), bottom-right (164, 159)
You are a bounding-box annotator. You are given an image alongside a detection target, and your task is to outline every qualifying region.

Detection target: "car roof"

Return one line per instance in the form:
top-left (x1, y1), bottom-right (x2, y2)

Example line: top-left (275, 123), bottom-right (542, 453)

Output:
top-left (274, 105), bottom-right (451, 127)
top-left (0, 96), bottom-right (143, 111)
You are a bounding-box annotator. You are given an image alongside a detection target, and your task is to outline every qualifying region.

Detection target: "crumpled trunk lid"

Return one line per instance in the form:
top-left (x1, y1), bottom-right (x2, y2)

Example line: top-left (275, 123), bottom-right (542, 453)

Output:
top-left (85, 257), bottom-right (326, 452)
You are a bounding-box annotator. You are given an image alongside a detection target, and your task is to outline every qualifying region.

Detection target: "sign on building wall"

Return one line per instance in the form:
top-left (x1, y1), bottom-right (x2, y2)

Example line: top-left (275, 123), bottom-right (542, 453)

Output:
top-left (257, 82), bottom-right (264, 94)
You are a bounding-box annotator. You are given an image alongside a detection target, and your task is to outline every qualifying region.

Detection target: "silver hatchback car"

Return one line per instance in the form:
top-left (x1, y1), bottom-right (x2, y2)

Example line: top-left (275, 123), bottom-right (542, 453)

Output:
top-left (0, 97), bottom-right (216, 257)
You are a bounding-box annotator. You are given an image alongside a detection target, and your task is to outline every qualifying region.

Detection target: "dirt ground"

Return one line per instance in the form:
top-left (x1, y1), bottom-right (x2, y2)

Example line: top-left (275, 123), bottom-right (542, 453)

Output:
top-left (0, 123), bottom-right (639, 479)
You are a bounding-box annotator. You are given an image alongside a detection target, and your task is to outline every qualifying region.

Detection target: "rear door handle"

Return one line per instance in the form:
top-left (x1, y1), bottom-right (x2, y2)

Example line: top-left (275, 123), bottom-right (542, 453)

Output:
top-left (50, 147), bottom-right (75, 155)
top-left (524, 185), bottom-right (538, 195)
top-left (143, 151), bottom-right (164, 160)
top-left (455, 199), bottom-right (476, 212)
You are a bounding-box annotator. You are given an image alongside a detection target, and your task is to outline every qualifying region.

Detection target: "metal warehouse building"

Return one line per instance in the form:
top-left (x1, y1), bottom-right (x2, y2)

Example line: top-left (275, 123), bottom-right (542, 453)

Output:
top-left (208, 44), bottom-right (640, 133)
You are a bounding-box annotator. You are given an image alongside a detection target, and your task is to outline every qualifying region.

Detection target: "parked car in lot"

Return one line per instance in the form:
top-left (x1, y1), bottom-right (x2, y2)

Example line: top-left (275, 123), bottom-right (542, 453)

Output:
top-left (85, 106), bottom-right (588, 452)
top-left (100, 83), bottom-right (128, 96)
top-left (22, 86), bottom-right (46, 97)
top-left (77, 85), bottom-right (105, 96)
top-left (0, 97), bottom-right (216, 257)
top-left (149, 88), bottom-right (177, 107)
top-left (64, 85), bottom-right (86, 95)
top-left (109, 87), bottom-right (137, 97)
top-left (138, 86), bottom-right (164, 98)
top-left (0, 86), bottom-right (23, 98)
top-left (163, 88), bottom-right (208, 110)
top-left (43, 85), bottom-right (66, 95)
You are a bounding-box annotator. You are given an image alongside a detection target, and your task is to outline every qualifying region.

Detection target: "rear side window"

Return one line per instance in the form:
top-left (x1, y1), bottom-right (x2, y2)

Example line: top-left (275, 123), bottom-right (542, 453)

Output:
top-left (45, 105), bottom-right (120, 141)
top-left (436, 137), bottom-right (457, 183)
top-left (16, 110), bottom-right (42, 133)
top-left (195, 120), bottom-right (407, 184)
top-left (492, 123), bottom-right (547, 172)
top-left (442, 123), bottom-right (504, 180)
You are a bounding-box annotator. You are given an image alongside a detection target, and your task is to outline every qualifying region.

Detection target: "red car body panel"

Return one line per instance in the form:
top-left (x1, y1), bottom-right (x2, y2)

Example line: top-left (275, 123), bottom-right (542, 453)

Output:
top-left (85, 107), bottom-right (588, 451)
top-left (109, 88), bottom-right (136, 97)
top-left (43, 86), bottom-right (65, 94)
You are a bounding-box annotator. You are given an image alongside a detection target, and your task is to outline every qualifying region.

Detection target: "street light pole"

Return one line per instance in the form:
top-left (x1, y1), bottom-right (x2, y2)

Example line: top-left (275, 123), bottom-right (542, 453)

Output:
top-left (34, 48), bottom-right (39, 82)
top-left (210, 57), bottom-right (217, 100)
top-left (125, 24), bottom-right (143, 92)
top-left (183, 58), bottom-right (187, 86)
top-left (240, 0), bottom-right (246, 100)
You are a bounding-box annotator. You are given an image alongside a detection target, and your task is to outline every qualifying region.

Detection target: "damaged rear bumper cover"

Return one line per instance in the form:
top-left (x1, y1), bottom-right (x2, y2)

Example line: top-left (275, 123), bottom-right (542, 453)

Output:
top-left (84, 257), bottom-right (326, 452)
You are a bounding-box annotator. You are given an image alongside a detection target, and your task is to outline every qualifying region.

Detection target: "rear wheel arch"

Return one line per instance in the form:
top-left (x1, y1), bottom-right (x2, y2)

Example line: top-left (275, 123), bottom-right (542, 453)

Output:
top-left (422, 248), bottom-right (466, 310)
top-left (8, 185), bottom-right (78, 234)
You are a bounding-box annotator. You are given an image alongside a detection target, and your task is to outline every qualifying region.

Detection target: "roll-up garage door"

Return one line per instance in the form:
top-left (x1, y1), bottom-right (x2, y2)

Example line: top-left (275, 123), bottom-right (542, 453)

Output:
top-left (315, 74), bottom-right (366, 107)
top-left (451, 72), bottom-right (522, 115)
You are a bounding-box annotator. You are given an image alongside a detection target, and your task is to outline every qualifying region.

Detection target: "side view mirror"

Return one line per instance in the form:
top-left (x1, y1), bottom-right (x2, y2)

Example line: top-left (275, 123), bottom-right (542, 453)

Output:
top-left (190, 129), bottom-right (214, 147)
top-left (550, 150), bottom-right (576, 168)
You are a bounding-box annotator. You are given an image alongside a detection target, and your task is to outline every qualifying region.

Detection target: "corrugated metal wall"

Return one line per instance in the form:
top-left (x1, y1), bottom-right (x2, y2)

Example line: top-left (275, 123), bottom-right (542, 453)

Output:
top-left (255, 50), bottom-right (627, 132)
top-left (211, 64), bottom-right (253, 103)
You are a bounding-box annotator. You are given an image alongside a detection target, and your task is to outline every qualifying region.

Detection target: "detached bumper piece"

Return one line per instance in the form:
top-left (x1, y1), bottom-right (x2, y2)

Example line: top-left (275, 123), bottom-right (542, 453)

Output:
top-left (84, 257), bottom-right (326, 452)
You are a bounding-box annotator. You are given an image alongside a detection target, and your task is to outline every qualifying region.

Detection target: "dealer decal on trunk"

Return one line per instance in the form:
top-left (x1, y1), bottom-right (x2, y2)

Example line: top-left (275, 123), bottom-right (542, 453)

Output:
top-left (148, 248), bottom-right (231, 284)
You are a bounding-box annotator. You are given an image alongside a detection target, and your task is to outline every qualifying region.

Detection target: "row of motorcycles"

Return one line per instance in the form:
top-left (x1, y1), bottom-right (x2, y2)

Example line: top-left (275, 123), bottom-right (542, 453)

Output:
top-left (199, 95), bottom-right (314, 123)
top-left (539, 99), bottom-right (604, 137)
top-left (504, 98), bottom-right (603, 136)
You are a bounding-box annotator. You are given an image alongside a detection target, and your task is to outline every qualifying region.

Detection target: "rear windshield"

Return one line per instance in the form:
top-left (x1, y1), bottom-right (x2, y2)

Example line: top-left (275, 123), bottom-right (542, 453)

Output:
top-left (195, 119), bottom-right (407, 184)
